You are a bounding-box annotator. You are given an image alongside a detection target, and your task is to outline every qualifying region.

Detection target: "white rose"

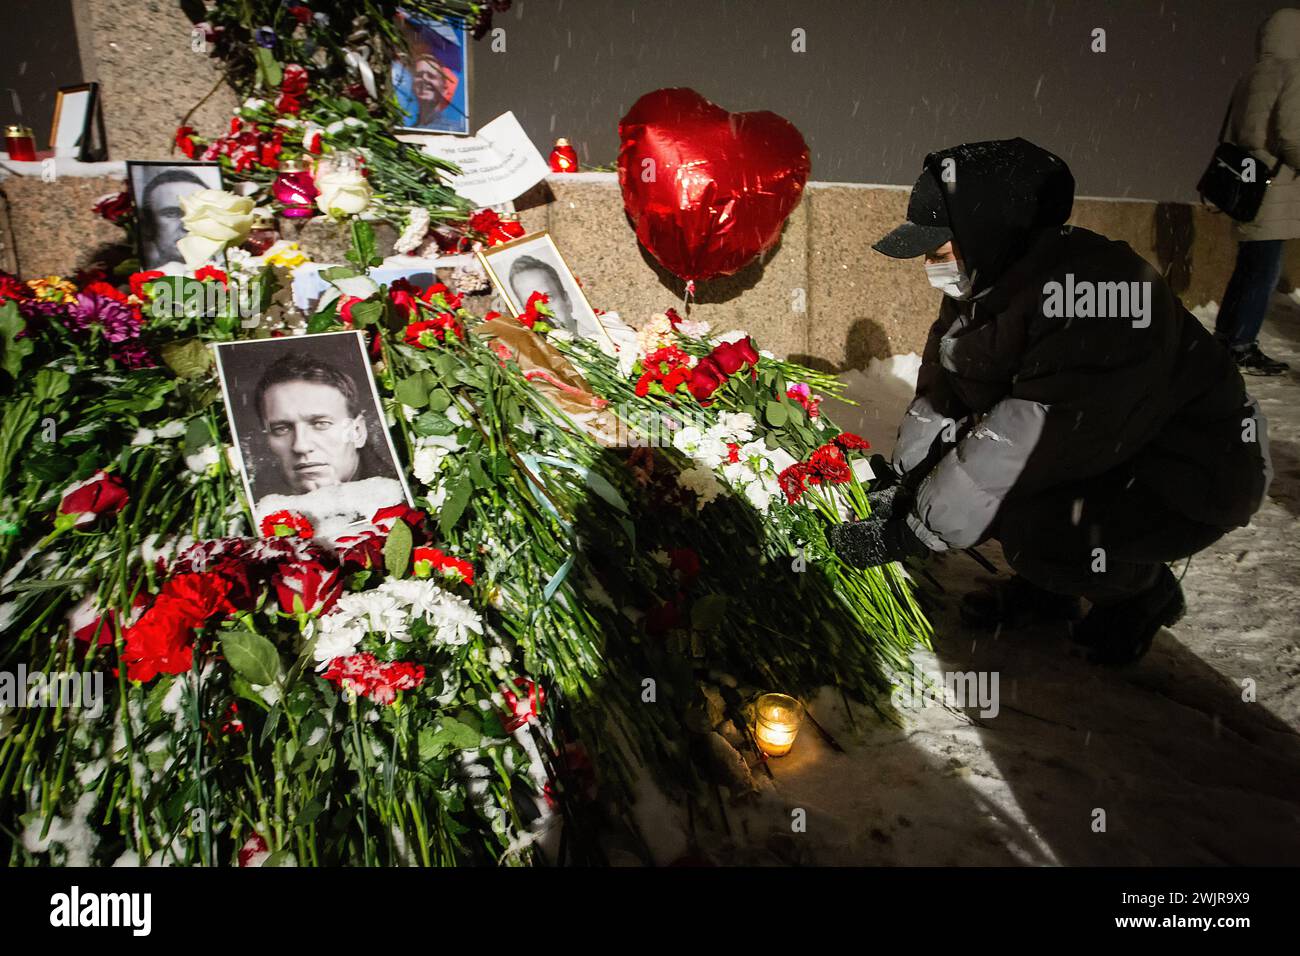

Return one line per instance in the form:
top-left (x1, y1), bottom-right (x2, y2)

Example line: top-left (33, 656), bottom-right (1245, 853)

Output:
top-left (177, 189), bottom-right (255, 267)
top-left (315, 168), bottom-right (372, 217)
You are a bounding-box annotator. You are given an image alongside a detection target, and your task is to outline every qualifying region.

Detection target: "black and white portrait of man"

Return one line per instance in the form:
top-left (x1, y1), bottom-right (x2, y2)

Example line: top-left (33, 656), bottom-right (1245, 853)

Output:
top-left (127, 161), bottom-right (224, 270)
top-left (481, 231), bottom-right (600, 338)
top-left (214, 332), bottom-right (412, 537)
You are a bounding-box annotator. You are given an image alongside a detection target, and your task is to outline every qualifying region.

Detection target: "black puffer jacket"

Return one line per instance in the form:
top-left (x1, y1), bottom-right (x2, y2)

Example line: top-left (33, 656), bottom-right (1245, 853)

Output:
top-left (891, 139), bottom-right (1271, 551)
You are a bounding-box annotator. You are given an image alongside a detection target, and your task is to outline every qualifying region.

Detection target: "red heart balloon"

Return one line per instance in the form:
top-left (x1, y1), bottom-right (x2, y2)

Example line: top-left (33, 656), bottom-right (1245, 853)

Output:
top-left (617, 88), bottom-right (811, 283)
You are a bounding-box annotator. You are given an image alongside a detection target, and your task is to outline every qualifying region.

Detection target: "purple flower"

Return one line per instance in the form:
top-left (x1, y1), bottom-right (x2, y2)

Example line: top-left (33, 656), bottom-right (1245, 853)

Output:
top-left (71, 291), bottom-right (142, 343)
top-left (110, 344), bottom-right (156, 369)
top-left (17, 298), bottom-right (68, 329)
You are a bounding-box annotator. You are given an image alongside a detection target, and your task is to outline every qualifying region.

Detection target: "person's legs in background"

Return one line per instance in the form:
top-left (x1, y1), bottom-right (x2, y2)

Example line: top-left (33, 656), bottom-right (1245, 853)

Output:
top-left (1214, 239), bottom-right (1290, 375)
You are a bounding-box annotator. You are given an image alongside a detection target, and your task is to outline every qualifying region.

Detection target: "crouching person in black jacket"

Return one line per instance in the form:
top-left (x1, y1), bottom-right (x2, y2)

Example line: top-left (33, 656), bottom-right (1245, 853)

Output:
top-left (830, 138), bottom-right (1271, 666)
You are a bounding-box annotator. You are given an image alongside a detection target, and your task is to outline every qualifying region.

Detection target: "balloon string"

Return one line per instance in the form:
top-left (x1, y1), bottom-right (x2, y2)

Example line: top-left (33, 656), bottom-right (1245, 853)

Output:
top-left (682, 279), bottom-right (696, 317)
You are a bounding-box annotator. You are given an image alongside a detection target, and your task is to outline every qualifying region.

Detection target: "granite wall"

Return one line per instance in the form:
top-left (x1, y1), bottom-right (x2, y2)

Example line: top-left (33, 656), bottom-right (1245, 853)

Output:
top-left (3, 168), bottom-right (1292, 369)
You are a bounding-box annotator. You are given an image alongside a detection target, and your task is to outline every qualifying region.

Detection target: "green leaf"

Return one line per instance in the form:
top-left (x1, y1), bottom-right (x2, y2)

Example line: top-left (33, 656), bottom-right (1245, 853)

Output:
top-left (384, 517), bottom-right (413, 577)
top-left (0, 301), bottom-right (33, 379)
top-left (161, 338), bottom-right (213, 380)
top-left (254, 47), bottom-right (282, 89)
top-left (764, 400), bottom-right (789, 428)
top-left (691, 593), bottom-right (729, 632)
top-left (347, 219), bottom-right (378, 270)
top-left (294, 799), bottom-right (325, 830)
top-left (220, 630), bottom-right (281, 687)
top-left (427, 388), bottom-right (452, 413)
top-left (393, 374), bottom-right (431, 409)
top-left (32, 369), bottom-right (70, 404)
top-left (319, 266), bottom-right (358, 282)
top-left (439, 477), bottom-right (472, 538)
top-left (348, 300), bottom-right (383, 328)
top-left (411, 410), bottom-right (457, 437)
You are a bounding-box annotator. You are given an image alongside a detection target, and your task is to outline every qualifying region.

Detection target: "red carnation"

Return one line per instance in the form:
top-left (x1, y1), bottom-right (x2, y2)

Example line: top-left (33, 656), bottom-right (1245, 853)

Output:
top-left (807, 443), bottom-right (852, 485)
top-left (324, 652), bottom-right (426, 706)
top-left (371, 504), bottom-right (427, 536)
top-left (259, 509), bottom-right (314, 539)
top-left (778, 462), bottom-right (809, 503)
top-left (280, 63), bottom-right (309, 96)
top-left (404, 314), bottom-right (463, 348)
top-left (194, 265), bottom-right (228, 286)
top-left (501, 677), bottom-right (546, 732)
top-left (834, 432), bottom-right (871, 452)
top-left (123, 572), bottom-right (235, 683)
top-left (129, 270), bottom-right (165, 300)
top-left (411, 547), bottom-right (474, 586)
top-left (59, 471), bottom-right (129, 528)
top-left (175, 126), bottom-right (199, 159)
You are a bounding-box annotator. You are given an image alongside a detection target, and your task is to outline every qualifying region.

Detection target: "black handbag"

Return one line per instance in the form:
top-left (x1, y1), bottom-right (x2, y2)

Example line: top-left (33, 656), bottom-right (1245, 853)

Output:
top-left (1198, 97), bottom-right (1284, 222)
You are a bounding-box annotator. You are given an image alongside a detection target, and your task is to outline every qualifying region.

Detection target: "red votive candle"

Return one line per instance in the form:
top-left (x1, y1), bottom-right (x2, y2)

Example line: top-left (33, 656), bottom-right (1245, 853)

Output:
top-left (5, 125), bottom-right (36, 162)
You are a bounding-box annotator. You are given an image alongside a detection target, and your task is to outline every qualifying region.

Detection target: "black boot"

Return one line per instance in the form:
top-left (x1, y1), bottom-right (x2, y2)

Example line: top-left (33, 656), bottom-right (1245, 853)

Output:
top-left (1072, 565), bottom-right (1186, 666)
top-left (960, 575), bottom-right (1083, 629)
top-left (1232, 343), bottom-right (1290, 376)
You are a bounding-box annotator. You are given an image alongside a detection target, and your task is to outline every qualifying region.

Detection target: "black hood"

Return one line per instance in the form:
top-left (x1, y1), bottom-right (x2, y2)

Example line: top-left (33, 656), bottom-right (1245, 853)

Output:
top-left (921, 138), bottom-right (1075, 295)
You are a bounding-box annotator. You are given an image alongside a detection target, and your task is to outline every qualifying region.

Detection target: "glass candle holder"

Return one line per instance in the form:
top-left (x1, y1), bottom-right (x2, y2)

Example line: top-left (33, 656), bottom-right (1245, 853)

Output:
top-left (753, 693), bottom-right (804, 757)
top-left (273, 159), bottom-right (318, 218)
top-left (5, 125), bottom-right (36, 162)
top-left (549, 137), bottom-right (578, 173)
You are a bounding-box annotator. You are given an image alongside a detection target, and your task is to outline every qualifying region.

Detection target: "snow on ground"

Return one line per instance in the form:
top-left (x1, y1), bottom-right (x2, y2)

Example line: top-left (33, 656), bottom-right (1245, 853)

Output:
top-left (628, 299), bottom-right (1300, 866)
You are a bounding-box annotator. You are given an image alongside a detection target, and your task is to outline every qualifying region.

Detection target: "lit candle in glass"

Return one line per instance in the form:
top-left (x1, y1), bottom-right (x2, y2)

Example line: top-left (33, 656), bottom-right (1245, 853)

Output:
top-left (753, 693), bottom-right (804, 757)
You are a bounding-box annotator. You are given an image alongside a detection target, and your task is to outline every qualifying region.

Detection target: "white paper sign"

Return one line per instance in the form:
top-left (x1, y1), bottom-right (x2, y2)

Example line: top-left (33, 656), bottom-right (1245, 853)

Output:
top-left (419, 111), bottom-right (549, 207)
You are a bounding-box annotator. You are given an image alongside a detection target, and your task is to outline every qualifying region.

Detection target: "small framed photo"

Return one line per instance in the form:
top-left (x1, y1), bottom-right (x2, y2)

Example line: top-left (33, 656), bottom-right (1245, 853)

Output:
top-left (126, 161), bottom-right (224, 270)
top-left (478, 230), bottom-right (601, 338)
top-left (212, 331), bottom-right (414, 538)
top-left (50, 83), bottom-right (99, 156)
top-left (391, 10), bottom-right (470, 135)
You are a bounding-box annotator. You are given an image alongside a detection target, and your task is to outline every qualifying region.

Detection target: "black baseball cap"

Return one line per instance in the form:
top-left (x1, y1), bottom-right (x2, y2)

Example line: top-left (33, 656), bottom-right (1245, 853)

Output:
top-left (872, 168), bottom-right (952, 259)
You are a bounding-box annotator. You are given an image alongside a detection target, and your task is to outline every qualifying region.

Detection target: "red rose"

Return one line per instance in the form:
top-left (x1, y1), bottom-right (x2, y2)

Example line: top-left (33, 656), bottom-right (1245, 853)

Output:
top-left (336, 529), bottom-right (385, 570)
top-left (371, 504), bottom-right (427, 537)
top-left (273, 559), bottom-right (343, 616)
top-left (59, 471), bottom-right (129, 528)
top-left (669, 547), bottom-right (700, 586)
top-left (259, 509), bottom-right (314, 539)
top-left (501, 677), bottom-right (546, 732)
top-left (93, 190), bottom-right (133, 224)
top-left (286, 5), bottom-right (312, 27)
top-left (280, 63), bottom-right (309, 96)
top-left (687, 358), bottom-right (727, 401)
top-left (275, 92), bottom-right (301, 115)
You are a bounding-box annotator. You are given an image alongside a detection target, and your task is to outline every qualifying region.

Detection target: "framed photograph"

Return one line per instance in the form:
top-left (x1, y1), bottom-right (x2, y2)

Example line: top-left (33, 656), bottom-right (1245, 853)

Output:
top-left (50, 83), bottom-right (99, 156)
top-left (391, 10), bottom-right (470, 135)
top-left (126, 161), bottom-right (224, 270)
top-left (478, 230), bottom-right (604, 339)
top-left (212, 331), bottom-right (414, 538)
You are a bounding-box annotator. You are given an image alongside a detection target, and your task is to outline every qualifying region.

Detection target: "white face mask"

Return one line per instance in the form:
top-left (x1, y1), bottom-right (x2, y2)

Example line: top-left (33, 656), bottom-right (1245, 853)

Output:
top-left (924, 260), bottom-right (973, 299)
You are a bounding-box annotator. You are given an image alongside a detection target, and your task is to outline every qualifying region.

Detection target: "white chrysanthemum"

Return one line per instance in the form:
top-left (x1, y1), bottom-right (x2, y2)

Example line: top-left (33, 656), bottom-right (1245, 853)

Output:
top-left (678, 466), bottom-right (723, 510)
top-left (312, 617), bottom-right (364, 665)
top-left (156, 420), bottom-right (186, 439)
top-left (185, 444), bottom-right (220, 475)
top-left (394, 207), bottom-right (430, 254)
top-left (717, 412), bottom-right (756, 443)
top-left (428, 591), bottom-right (483, 646)
top-left (672, 425), bottom-right (705, 457)
top-left (412, 445), bottom-right (447, 486)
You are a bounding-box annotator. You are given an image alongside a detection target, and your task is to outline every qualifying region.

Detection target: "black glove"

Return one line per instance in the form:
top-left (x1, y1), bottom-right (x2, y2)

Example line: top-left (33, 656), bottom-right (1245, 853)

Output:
top-left (828, 516), bottom-right (931, 569)
top-left (864, 483), bottom-right (912, 521)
